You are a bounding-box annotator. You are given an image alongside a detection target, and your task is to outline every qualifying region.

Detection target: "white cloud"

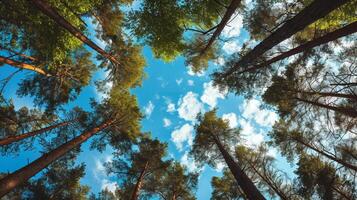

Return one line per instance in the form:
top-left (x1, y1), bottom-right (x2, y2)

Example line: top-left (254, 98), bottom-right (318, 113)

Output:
top-left (178, 92), bottom-right (204, 122)
top-left (201, 81), bottom-right (227, 108)
top-left (239, 119), bottom-right (264, 148)
top-left (222, 13), bottom-right (243, 38)
top-left (215, 162), bottom-right (225, 172)
top-left (267, 148), bottom-right (277, 158)
top-left (163, 118), bottom-right (172, 127)
top-left (144, 101), bottom-right (155, 118)
top-left (222, 113), bottom-right (238, 128)
top-left (241, 98), bottom-right (278, 127)
top-left (187, 65), bottom-right (205, 77)
top-left (171, 124), bottom-right (194, 151)
top-left (187, 80), bottom-right (194, 86)
top-left (176, 78), bottom-right (183, 85)
top-left (214, 57), bottom-right (225, 66)
top-left (101, 179), bottom-right (118, 194)
top-left (180, 151), bottom-right (201, 172)
top-left (167, 103), bottom-right (176, 113)
top-left (222, 41), bottom-right (241, 55)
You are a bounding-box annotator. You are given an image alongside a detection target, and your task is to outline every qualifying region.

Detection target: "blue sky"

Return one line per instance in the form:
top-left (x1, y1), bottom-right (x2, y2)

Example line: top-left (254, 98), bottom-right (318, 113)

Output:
top-left (0, 4), bottom-right (296, 199)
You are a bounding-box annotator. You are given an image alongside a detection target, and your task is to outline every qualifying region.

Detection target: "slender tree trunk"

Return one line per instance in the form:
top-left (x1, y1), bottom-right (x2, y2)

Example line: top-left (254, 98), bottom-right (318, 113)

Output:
top-left (172, 193), bottom-right (176, 200)
top-left (0, 119), bottom-right (75, 146)
top-left (295, 138), bottom-right (357, 171)
top-left (200, 0), bottom-right (241, 55)
top-left (29, 0), bottom-right (120, 66)
top-left (296, 90), bottom-right (357, 101)
top-left (0, 119), bottom-right (114, 197)
top-left (237, 21), bottom-right (357, 74)
top-left (295, 97), bottom-right (357, 118)
top-left (0, 45), bottom-right (39, 62)
top-left (131, 161), bottom-right (149, 200)
top-left (0, 56), bottom-right (50, 76)
top-left (212, 136), bottom-right (266, 200)
top-left (331, 185), bottom-right (353, 200)
top-left (248, 163), bottom-right (289, 200)
top-left (222, 0), bottom-right (349, 77)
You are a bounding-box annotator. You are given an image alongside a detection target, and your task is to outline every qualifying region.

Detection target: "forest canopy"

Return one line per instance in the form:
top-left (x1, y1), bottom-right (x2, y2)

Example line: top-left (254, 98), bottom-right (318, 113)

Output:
top-left (0, 0), bottom-right (356, 199)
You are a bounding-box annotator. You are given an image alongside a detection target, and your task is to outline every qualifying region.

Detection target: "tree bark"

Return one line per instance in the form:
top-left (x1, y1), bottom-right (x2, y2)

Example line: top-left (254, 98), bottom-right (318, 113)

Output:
top-left (295, 138), bottom-right (357, 171)
top-left (213, 136), bottom-right (266, 200)
top-left (295, 97), bottom-right (357, 118)
top-left (0, 56), bottom-right (50, 76)
top-left (237, 21), bottom-right (357, 74)
top-left (131, 161), bottom-right (149, 200)
top-left (0, 119), bottom-right (75, 146)
top-left (200, 0), bottom-right (242, 55)
top-left (248, 163), bottom-right (289, 200)
top-left (29, 0), bottom-right (120, 66)
top-left (0, 45), bottom-right (39, 62)
top-left (0, 119), bottom-right (114, 197)
top-left (296, 90), bottom-right (357, 101)
top-left (223, 0), bottom-right (349, 77)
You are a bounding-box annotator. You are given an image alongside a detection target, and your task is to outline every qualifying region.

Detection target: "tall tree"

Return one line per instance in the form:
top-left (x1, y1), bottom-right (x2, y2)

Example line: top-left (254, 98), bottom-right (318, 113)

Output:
top-left (29, 0), bottom-right (120, 66)
top-left (217, 0), bottom-right (350, 79)
top-left (295, 153), bottom-right (356, 199)
top-left (270, 120), bottom-right (357, 171)
top-left (0, 56), bottom-right (50, 76)
top-left (211, 169), bottom-right (247, 200)
top-left (106, 138), bottom-right (170, 200)
top-left (233, 21), bottom-right (357, 75)
top-left (235, 145), bottom-right (300, 200)
top-left (190, 109), bottom-right (266, 200)
top-left (0, 89), bottom-right (142, 197)
top-left (146, 161), bottom-right (198, 200)
top-left (16, 47), bottom-right (96, 111)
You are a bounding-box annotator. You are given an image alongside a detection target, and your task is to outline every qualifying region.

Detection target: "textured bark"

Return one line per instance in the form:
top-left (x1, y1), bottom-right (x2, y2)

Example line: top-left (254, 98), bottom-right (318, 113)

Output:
top-left (213, 136), bottom-right (266, 200)
top-left (248, 163), bottom-right (289, 200)
top-left (237, 21), bottom-right (357, 74)
top-left (295, 137), bottom-right (357, 171)
top-left (30, 0), bottom-right (120, 66)
top-left (295, 97), bottom-right (357, 118)
top-left (131, 161), bottom-right (149, 200)
top-left (0, 56), bottom-right (50, 76)
top-left (223, 0), bottom-right (350, 77)
top-left (0, 45), bottom-right (39, 62)
top-left (0, 119), bottom-right (75, 146)
top-left (200, 0), bottom-right (242, 55)
top-left (296, 90), bottom-right (357, 101)
top-left (0, 119), bottom-right (114, 197)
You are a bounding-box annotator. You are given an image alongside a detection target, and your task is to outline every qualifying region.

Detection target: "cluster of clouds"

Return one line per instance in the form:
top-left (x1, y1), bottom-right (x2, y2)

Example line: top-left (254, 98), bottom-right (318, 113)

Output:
top-left (93, 155), bottom-right (118, 194)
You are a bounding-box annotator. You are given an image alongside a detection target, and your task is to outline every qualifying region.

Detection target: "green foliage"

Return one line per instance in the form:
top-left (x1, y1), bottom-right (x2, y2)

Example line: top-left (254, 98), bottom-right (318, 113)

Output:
top-left (89, 88), bottom-right (143, 152)
top-left (211, 169), bottom-right (245, 200)
top-left (146, 161), bottom-right (198, 200)
top-left (16, 47), bottom-right (96, 111)
top-left (127, 0), bottom-right (187, 61)
top-left (190, 109), bottom-right (240, 169)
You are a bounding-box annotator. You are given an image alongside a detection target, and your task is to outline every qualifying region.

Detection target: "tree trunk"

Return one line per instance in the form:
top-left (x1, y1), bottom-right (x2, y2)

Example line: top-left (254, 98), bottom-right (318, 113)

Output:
top-left (237, 21), bottom-right (357, 74)
top-left (131, 161), bottom-right (149, 200)
top-left (213, 136), bottom-right (266, 200)
top-left (0, 119), bottom-right (75, 146)
top-left (172, 194), bottom-right (176, 200)
top-left (200, 0), bottom-right (241, 55)
top-left (29, 0), bottom-right (120, 66)
top-left (223, 0), bottom-right (349, 77)
top-left (248, 163), bottom-right (289, 200)
top-left (295, 138), bottom-right (357, 171)
top-left (296, 90), bottom-right (357, 101)
top-left (0, 56), bottom-right (50, 76)
top-left (295, 97), bottom-right (357, 118)
top-left (0, 119), bottom-right (114, 197)
top-left (0, 45), bottom-right (39, 62)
